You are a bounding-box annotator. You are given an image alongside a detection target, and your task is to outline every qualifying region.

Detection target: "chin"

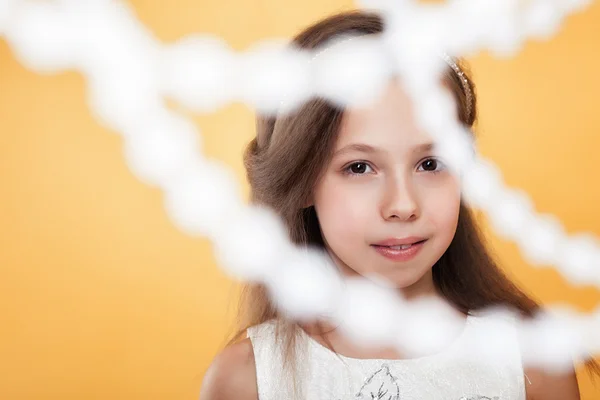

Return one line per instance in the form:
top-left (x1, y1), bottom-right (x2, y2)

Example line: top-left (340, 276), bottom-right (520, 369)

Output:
top-left (385, 268), bottom-right (433, 293)
top-left (393, 277), bottom-right (425, 291)
top-left (357, 267), bottom-right (428, 291)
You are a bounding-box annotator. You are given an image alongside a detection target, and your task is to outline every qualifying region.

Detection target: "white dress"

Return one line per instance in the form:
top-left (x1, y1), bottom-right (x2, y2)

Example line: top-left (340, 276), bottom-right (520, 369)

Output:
top-left (247, 311), bottom-right (526, 400)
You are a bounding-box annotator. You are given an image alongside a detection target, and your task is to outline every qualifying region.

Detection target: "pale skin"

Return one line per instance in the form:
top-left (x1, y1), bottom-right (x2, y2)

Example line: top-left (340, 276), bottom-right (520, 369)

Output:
top-left (200, 79), bottom-right (580, 400)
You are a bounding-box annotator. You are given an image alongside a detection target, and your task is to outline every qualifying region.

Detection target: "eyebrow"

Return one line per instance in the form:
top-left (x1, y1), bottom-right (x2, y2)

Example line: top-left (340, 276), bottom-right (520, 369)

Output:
top-left (332, 142), bottom-right (435, 158)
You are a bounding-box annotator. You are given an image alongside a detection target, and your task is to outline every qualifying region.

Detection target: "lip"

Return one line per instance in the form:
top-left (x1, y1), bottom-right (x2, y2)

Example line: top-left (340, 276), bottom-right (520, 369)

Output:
top-left (373, 237), bottom-right (427, 246)
top-left (371, 239), bottom-right (427, 262)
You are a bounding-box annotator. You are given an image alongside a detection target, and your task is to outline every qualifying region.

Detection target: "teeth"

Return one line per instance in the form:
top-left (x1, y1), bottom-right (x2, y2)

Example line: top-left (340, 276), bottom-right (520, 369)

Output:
top-left (389, 244), bottom-right (412, 250)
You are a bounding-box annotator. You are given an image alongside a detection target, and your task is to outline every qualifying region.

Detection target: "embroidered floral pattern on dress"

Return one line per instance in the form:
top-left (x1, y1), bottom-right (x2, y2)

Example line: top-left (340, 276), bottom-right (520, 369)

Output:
top-left (333, 363), bottom-right (501, 400)
top-left (355, 364), bottom-right (400, 400)
top-left (458, 397), bottom-right (499, 400)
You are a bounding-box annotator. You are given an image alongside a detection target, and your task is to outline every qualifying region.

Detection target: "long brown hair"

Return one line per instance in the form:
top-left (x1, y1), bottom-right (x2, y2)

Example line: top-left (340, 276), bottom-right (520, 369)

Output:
top-left (228, 8), bottom-right (599, 386)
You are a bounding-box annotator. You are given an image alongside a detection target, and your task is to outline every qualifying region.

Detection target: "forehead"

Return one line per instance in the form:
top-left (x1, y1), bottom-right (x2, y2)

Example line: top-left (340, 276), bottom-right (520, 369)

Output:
top-left (336, 78), bottom-right (429, 149)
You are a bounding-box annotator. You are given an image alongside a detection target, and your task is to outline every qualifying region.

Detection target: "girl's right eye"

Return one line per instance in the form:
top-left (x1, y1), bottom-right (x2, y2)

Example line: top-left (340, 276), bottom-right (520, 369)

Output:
top-left (343, 162), bottom-right (374, 176)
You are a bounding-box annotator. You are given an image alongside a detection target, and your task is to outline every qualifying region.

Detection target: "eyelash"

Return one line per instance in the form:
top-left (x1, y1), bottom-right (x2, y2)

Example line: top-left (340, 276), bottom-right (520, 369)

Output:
top-left (342, 158), bottom-right (446, 177)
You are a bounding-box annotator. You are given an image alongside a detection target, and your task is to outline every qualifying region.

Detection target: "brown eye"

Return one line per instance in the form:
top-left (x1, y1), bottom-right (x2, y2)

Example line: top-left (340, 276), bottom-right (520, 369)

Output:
top-left (422, 159), bottom-right (437, 171)
top-left (345, 162), bottom-right (373, 175)
top-left (418, 158), bottom-right (446, 173)
top-left (419, 158), bottom-right (446, 174)
top-left (350, 163), bottom-right (367, 174)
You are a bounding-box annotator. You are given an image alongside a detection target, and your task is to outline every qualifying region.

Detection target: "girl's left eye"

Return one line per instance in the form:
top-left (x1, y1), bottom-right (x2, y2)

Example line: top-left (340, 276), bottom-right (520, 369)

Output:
top-left (417, 158), bottom-right (446, 173)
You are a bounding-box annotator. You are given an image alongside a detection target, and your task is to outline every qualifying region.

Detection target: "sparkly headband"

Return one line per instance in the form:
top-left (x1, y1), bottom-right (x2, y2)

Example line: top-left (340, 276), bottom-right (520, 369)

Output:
top-left (308, 34), bottom-right (473, 120)
top-left (440, 53), bottom-right (473, 120)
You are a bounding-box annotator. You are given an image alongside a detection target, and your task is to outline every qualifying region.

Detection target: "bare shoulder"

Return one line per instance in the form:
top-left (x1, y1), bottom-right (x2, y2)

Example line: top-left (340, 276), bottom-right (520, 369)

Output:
top-left (524, 365), bottom-right (580, 400)
top-left (199, 338), bottom-right (258, 400)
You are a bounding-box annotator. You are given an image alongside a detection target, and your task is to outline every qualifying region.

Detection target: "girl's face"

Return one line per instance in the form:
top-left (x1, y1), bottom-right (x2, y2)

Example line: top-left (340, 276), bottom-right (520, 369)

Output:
top-left (311, 79), bottom-right (461, 298)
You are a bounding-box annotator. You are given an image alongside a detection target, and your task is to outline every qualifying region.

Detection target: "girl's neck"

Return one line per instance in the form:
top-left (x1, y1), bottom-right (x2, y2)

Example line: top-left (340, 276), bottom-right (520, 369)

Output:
top-left (300, 297), bottom-right (468, 361)
top-left (307, 247), bottom-right (461, 358)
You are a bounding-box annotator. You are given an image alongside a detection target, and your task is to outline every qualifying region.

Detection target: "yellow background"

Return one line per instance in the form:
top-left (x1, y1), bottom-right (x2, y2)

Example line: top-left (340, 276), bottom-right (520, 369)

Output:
top-left (1, 0), bottom-right (599, 399)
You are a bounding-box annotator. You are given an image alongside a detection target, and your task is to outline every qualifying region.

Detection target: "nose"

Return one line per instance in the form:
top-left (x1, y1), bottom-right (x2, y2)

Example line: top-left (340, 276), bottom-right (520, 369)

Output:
top-left (380, 174), bottom-right (420, 222)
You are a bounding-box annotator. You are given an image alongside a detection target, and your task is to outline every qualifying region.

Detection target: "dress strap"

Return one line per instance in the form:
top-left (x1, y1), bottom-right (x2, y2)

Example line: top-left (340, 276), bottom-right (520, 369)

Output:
top-left (247, 321), bottom-right (299, 400)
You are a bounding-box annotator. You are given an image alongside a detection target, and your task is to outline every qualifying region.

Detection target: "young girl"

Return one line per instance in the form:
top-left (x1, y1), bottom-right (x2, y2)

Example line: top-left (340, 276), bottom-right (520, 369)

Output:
top-left (200, 10), bottom-right (596, 400)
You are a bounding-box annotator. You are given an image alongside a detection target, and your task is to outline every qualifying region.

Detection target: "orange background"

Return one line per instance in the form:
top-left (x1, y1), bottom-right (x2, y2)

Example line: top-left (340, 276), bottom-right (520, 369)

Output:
top-left (1, 1), bottom-right (599, 399)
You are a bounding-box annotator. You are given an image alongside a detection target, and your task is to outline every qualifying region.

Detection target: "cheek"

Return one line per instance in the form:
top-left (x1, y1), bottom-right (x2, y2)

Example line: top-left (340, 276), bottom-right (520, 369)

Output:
top-left (423, 182), bottom-right (461, 235)
top-left (314, 179), bottom-right (371, 243)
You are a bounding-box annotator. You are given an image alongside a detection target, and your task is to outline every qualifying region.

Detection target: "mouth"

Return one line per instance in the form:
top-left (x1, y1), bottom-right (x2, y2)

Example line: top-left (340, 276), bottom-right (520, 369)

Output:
top-left (370, 239), bottom-right (428, 262)
top-left (371, 239), bottom-right (428, 250)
